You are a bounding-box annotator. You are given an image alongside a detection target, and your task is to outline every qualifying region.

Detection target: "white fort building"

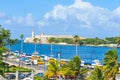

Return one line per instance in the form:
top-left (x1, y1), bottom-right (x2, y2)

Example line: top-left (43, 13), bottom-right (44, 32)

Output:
top-left (24, 31), bottom-right (86, 44)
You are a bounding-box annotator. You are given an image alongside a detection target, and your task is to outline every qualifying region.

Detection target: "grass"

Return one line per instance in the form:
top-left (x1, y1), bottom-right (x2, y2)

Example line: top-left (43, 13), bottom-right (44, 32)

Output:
top-left (34, 75), bottom-right (42, 80)
top-left (5, 66), bottom-right (32, 73)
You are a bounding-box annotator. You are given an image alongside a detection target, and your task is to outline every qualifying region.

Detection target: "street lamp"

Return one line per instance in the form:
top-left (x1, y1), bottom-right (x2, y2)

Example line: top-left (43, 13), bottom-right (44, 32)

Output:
top-left (91, 50), bottom-right (95, 64)
top-left (57, 52), bottom-right (61, 63)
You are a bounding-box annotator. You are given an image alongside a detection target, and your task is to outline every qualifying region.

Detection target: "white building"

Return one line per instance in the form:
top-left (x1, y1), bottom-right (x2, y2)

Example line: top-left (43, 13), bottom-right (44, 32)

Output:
top-left (24, 31), bottom-right (86, 43)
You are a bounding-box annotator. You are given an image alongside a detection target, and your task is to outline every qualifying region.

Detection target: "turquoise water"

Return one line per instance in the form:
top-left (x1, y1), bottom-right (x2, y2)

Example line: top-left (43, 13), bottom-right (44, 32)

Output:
top-left (10, 41), bottom-right (120, 63)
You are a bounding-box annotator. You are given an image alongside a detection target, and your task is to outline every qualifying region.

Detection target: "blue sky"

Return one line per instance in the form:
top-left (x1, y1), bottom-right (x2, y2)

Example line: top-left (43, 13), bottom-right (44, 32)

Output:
top-left (0, 0), bottom-right (120, 39)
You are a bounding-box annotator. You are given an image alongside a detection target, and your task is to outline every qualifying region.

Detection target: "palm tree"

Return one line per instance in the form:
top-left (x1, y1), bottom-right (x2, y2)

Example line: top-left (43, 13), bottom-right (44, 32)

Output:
top-left (0, 28), bottom-right (10, 39)
top-left (18, 34), bottom-right (24, 68)
top-left (69, 56), bottom-right (81, 79)
top-left (104, 49), bottom-right (119, 80)
top-left (61, 56), bottom-right (81, 79)
top-left (20, 34), bottom-right (24, 53)
top-left (7, 38), bottom-right (18, 51)
top-left (48, 37), bottom-right (54, 57)
top-left (60, 56), bottom-right (89, 80)
top-left (44, 60), bottom-right (60, 79)
top-left (79, 66), bottom-right (90, 80)
top-left (86, 66), bottom-right (105, 80)
top-left (73, 35), bottom-right (79, 55)
top-left (33, 37), bottom-right (39, 53)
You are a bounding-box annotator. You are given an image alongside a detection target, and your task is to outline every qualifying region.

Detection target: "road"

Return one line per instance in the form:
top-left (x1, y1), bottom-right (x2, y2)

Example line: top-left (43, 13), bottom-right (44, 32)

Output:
top-left (0, 75), bottom-right (6, 80)
top-left (2, 58), bottom-right (45, 74)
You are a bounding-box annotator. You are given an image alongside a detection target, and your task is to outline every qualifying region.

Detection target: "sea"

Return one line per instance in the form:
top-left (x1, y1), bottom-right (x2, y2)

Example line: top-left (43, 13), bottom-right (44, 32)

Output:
top-left (9, 40), bottom-right (120, 63)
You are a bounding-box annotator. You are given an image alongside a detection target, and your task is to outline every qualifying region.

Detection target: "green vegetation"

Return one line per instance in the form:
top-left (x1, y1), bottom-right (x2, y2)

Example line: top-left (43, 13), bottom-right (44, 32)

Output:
top-left (48, 36), bottom-right (120, 46)
top-left (87, 49), bottom-right (119, 80)
top-left (44, 60), bottom-right (60, 79)
top-left (104, 49), bottom-right (119, 80)
top-left (44, 56), bottom-right (89, 80)
top-left (34, 75), bottom-right (42, 80)
top-left (86, 66), bottom-right (105, 80)
top-left (0, 26), bottom-right (17, 76)
top-left (48, 37), bottom-right (54, 57)
top-left (20, 34), bottom-right (24, 53)
top-left (116, 37), bottom-right (120, 47)
top-left (0, 26), bottom-right (120, 79)
top-left (6, 66), bottom-right (32, 72)
top-left (73, 35), bottom-right (79, 55)
top-left (33, 37), bottom-right (39, 52)
top-left (43, 49), bottom-right (119, 80)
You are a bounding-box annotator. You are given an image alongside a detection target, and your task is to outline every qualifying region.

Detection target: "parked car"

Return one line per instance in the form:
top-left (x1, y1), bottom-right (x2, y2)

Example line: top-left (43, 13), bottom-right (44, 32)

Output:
top-left (6, 74), bottom-right (16, 79)
top-left (18, 73), bottom-right (25, 79)
top-left (25, 73), bottom-right (31, 77)
top-left (23, 77), bottom-right (32, 80)
top-left (8, 55), bottom-right (15, 59)
top-left (24, 60), bottom-right (32, 65)
top-left (36, 73), bottom-right (44, 77)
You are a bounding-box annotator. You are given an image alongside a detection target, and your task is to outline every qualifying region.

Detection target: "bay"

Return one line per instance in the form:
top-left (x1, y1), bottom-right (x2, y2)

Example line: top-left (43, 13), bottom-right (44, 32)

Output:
top-left (10, 40), bottom-right (120, 63)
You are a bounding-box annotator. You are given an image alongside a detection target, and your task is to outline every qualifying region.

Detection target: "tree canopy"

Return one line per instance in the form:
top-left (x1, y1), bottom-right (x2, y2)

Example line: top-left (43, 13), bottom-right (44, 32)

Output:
top-left (0, 26), bottom-right (17, 76)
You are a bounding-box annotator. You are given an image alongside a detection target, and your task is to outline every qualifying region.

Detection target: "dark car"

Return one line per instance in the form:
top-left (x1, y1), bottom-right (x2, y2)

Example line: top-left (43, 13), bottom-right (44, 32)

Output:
top-left (18, 73), bottom-right (25, 79)
top-left (6, 74), bottom-right (16, 79)
top-left (36, 73), bottom-right (44, 77)
top-left (25, 73), bottom-right (31, 77)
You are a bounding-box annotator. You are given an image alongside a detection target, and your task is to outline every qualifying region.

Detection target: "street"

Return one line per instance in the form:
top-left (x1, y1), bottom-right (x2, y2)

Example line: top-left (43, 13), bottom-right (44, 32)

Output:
top-left (2, 58), bottom-right (45, 74)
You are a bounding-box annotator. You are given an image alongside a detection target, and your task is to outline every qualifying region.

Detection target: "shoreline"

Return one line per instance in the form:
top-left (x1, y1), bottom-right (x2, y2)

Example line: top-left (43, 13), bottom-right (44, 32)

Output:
top-left (24, 42), bottom-right (120, 48)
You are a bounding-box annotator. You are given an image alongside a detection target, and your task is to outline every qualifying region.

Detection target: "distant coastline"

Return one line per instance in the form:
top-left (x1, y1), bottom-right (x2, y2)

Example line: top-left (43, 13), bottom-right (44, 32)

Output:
top-left (24, 31), bottom-right (120, 48)
top-left (24, 41), bottom-right (120, 48)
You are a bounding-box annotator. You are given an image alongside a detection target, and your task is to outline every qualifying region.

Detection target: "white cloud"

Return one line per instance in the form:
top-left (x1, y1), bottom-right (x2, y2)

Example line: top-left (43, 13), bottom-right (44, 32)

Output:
top-left (12, 16), bottom-right (23, 24)
top-left (69, 0), bottom-right (92, 8)
top-left (0, 12), bottom-right (6, 18)
top-left (44, 5), bottom-right (67, 20)
top-left (25, 13), bottom-right (34, 26)
top-left (5, 19), bottom-right (11, 25)
top-left (1, 0), bottom-right (120, 38)
top-left (2, 13), bottom-right (35, 26)
top-left (37, 20), bottom-right (46, 26)
top-left (37, 0), bottom-right (120, 38)
top-left (113, 7), bottom-right (120, 16)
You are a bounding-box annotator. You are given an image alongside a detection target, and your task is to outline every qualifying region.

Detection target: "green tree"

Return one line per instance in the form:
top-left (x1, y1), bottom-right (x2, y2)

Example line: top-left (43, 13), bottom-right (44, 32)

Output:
top-left (0, 28), bottom-right (11, 63)
top-left (34, 75), bottom-right (42, 80)
top-left (48, 37), bottom-right (54, 57)
top-left (44, 60), bottom-right (60, 79)
top-left (0, 27), bottom-right (11, 76)
top-left (73, 35), bottom-right (79, 55)
top-left (61, 56), bottom-right (89, 80)
top-left (20, 34), bottom-right (24, 53)
top-left (70, 56), bottom-right (81, 79)
top-left (86, 66), bottom-right (105, 80)
top-left (33, 37), bottom-right (39, 52)
top-left (62, 56), bottom-right (81, 79)
top-left (104, 49), bottom-right (119, 80)
top-left (116, 36), bottom-right (120, 47)
top-left (7, 38), bottom-right (18, 51)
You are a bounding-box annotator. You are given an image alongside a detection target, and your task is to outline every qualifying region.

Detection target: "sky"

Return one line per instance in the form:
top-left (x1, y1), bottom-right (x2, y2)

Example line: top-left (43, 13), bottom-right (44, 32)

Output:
top-left (0, 0), bottom-right (120, 39)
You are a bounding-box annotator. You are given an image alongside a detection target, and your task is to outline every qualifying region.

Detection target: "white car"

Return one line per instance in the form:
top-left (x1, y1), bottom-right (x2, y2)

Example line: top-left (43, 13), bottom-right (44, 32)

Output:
top-left (23, 77), bottom-right (32, 80)
top-left (24, 60), bottom-right (32, 65)
top-left (8, 55), bottom-right (15, 59)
